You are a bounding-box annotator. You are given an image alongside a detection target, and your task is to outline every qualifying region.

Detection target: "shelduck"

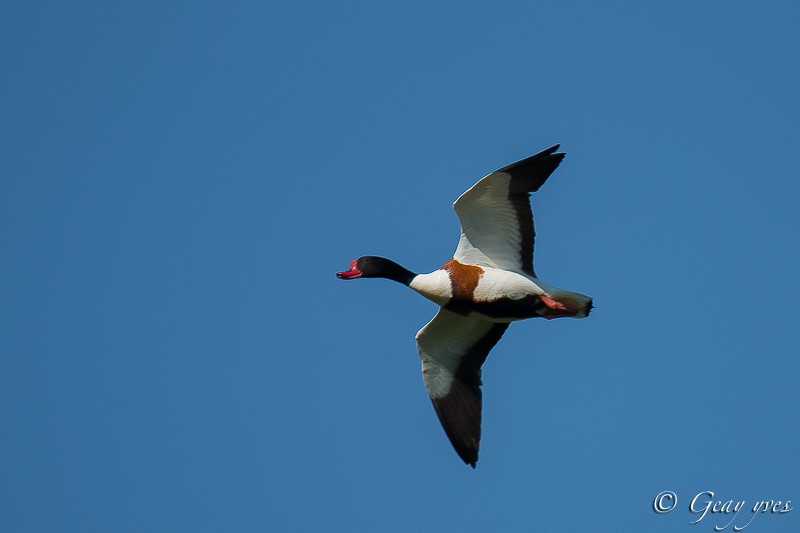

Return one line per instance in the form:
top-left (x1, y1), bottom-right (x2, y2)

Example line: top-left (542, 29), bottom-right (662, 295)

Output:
top-left (336, 145), bottom-right (592, 468)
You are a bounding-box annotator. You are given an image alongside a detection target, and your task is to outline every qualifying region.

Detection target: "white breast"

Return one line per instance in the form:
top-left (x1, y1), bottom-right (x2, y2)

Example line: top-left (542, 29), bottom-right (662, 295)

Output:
top-left (409, 270), bottom-right (453, 305)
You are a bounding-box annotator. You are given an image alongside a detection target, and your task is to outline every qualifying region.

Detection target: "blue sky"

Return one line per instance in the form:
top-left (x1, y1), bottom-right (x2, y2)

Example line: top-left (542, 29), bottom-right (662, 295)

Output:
top-left (2, 1), bottom-right (799, 531)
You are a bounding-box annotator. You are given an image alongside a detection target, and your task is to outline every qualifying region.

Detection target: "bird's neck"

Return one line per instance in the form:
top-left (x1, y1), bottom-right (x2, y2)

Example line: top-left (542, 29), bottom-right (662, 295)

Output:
top-left (380, 260), bottom-right (417, 286)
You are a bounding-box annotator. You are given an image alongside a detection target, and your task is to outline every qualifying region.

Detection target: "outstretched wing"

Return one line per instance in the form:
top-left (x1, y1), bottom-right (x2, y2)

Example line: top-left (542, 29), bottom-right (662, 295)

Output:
top-left (452, 145), bottom-right (565, 278)
top-left (415, 309), bottom-right (509, 468)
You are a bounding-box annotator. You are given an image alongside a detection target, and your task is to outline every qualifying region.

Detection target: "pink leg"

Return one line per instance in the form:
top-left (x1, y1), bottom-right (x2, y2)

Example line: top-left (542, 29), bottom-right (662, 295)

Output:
top-left (539, 294), bottom-right (569, 311)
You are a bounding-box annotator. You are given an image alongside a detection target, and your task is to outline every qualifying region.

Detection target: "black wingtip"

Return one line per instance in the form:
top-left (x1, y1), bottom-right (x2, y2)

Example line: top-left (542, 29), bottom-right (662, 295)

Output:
top-left (536, 143), bottom-right (564, 158)
top-left (457, 445), bottom-right (479, 468)
top-left (501, 144), bottom-right (567, 195)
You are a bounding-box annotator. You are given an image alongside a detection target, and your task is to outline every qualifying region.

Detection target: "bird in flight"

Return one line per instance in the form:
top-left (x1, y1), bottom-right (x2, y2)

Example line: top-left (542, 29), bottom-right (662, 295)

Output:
top-left (336, 145), bottom-right (592, 467)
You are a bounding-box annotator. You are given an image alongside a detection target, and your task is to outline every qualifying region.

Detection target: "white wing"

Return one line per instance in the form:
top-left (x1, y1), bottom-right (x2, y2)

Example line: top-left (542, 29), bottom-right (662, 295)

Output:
top-left (453, 145), bottom-right (564, 278)
top-left (415, 309), bottom-right (509, 467)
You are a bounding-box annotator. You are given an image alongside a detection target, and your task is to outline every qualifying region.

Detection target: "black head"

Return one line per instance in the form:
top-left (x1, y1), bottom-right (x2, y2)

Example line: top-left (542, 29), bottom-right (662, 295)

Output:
top-left (336, 256), bottom-right (415, 285)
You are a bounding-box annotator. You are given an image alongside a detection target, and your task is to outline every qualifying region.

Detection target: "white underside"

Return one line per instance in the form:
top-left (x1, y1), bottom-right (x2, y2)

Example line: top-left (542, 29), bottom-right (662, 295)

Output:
top-left (411, 266), bottom-right (546, 306)
top-left (472, 268), bottom-right (545, 301)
